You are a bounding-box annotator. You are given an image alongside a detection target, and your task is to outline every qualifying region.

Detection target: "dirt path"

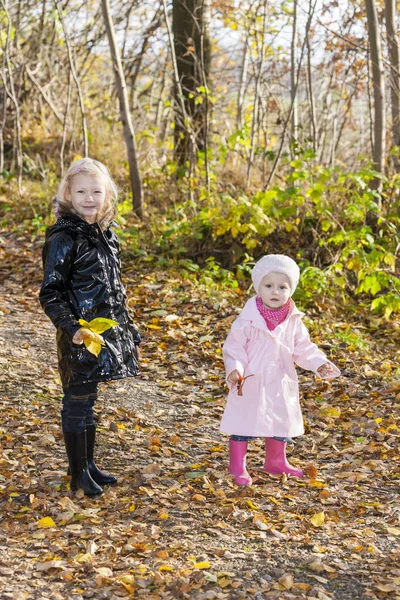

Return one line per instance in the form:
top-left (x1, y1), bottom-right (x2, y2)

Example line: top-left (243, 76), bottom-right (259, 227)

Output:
top-left (0, 241), bottom-right (400, 599)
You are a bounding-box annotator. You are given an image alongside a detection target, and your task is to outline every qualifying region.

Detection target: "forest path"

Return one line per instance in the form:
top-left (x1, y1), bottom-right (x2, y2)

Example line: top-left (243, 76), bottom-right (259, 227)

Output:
top-left (0, 230), bottom-right (399, 600)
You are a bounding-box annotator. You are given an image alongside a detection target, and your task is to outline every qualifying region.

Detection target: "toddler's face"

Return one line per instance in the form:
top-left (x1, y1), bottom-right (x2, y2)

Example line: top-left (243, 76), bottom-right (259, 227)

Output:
top-left (69, 173), bottom-right (107, 224)
top-left (258, 272), bottom-right (291, 309)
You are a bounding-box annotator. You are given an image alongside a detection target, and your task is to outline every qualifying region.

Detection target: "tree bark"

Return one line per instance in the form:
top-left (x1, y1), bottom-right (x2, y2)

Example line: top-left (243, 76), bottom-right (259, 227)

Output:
top-left (0, 86), bottom-right (6, 173)
top-left (384, 0), bottom-right (400, 171)
top-left (1, 0), bottom-right (23, 192)
top-left (365, 0), bottom-right (386, 192)
top-left (172, 0), bottom-right (212, 165)
top-left (290, 0), bottom-right (298, 145)
top-left (264, 0), bottom-right (317, 189)
top-left (55, 0), bottom-right (89, 158)
top-left (246, 0), bottom-right (267, 187)
top-left (306, 22), bottom-right (317, 153)
top-left (237, 33), bottom-right (249, 131)
top-left (60, 69), bottom-right (72, 177)
top-left (101, 0), bottom-right (144, 220)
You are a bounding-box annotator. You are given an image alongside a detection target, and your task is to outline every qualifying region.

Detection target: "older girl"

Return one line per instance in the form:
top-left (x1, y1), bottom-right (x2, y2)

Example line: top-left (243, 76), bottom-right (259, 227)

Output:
top-left (40, 158), bottom-right (141, 497)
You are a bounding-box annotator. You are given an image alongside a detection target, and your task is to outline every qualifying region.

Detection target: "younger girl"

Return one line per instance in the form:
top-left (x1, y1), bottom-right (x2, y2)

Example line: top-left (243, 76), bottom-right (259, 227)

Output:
top-left (40, 158), bottom-right (141, 498)
top-left (220, 254), bottom-right (340, 485)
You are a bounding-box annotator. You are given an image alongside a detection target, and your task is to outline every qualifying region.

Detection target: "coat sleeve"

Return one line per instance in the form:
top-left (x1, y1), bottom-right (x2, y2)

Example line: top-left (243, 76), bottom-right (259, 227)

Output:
top-left (39, 232), bottom-right (81, 338)
top-left (292, 318), bottom-right (340, 378)
top-left (111, 230), bottom-right (142, 346)
top-left (126, 312), bottom-right (142, 345)
top-left (222, 320), bottom-right (250, 378)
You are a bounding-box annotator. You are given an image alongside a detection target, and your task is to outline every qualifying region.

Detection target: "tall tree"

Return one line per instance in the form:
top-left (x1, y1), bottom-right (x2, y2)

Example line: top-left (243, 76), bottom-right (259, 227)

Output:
top-left (171, 0), bottom-right (212, 165)
top-left (290, 0), bottom-right (299, 145)
top-left (246, 0), bottom-right (268, 187)
top-left (55, 0), bottom-right (89, 158)
top-left (101, 0), bottom-right (144, 220)
top-left (365, 0), bottom-right (386, 191)
top-left (384, 0), bottom-right (400, 171)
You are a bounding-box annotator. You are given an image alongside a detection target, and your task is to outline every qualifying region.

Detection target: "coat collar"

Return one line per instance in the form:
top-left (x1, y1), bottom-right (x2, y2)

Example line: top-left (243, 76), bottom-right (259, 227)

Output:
top-left (238, 296), bottom-right (304, 332)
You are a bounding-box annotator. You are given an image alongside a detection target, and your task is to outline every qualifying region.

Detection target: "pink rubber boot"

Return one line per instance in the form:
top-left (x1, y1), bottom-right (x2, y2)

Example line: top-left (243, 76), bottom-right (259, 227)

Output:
top-left (263, 438), bottom-right (303, 478)
top-left (229, 440), bottom-right (252, 485)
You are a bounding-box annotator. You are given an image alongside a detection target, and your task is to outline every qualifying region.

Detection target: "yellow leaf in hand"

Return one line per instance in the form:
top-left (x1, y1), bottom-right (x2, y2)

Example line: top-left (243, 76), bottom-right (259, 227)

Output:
top-left (80, 328), bottom-right (105, 345)
top-left (79, 329), bottom-right (104, 357)
top-left (310, 511), bottom-right (325, 527)
top-left (77, 318), bottom-right (119, 357)
top-left (84, 339), bottom-right (103, 357)
top-left (79, 317), bottom-right (119, 334)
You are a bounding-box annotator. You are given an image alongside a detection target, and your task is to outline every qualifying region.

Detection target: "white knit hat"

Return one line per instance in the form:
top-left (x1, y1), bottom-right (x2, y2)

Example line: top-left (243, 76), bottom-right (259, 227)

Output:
top-left (251, 254), bottom-right (300, 296)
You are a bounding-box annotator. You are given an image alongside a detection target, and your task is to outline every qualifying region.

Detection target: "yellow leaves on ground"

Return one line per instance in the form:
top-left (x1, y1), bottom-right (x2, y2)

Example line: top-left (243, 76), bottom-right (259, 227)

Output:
top-left (319, 406), bottom-right (341, 418)
top-left (310, 511), bottom-right (325, 527)
top-left (74, 553), bottom-right (93, 564)
top-left (78, 317), bottom-right (118, 357)
top-left (193, 561), bottom-right (211, 569)
top-left (37, 517), bottom-right (56, 528)
top-left (308, 479), bottom-right (326, 488)
top-left (192, 494), bottom-right (207, 502)
top-left (3, 250), bottom-right (400, 599)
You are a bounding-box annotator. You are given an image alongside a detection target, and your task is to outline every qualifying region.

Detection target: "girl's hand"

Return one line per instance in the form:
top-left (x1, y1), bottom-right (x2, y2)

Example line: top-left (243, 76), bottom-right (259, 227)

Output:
top-left (317, 363), bottom-right (336, 378)
top-left (228, 369), bottom-right (241, 383)
top-left (136, 345), bottom-right (141, 360)
top-left (72, 329), bottom-right (85, 345)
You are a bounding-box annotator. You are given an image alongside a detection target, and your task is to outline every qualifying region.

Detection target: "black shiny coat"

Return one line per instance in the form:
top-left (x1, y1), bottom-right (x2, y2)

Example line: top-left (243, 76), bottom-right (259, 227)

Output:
top-left (39, 213), bottom-right (140, 389)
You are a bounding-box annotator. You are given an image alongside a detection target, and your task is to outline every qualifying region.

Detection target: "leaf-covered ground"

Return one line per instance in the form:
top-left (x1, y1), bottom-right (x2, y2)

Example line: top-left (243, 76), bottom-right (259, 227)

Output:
top-left (0, 229), bottom-right (399, 600)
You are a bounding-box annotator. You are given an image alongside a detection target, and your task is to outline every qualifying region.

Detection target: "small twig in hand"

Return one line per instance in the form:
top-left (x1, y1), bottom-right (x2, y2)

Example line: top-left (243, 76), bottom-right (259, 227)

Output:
top-left (237, 374), bottom-right (254, 396)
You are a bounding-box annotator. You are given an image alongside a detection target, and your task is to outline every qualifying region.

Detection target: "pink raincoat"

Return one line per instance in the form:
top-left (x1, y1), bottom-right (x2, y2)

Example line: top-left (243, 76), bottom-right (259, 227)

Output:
top-left (220, 297), bottom-right (340, 438)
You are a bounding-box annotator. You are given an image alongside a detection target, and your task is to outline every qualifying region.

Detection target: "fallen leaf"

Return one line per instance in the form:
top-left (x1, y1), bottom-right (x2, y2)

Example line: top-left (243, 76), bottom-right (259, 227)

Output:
top-left (279, 573), bottom-right (294, 589)
top-left (310, 512), bottom-right (325, 527)
top-left (193, 561), bottom-right (211, 569)
top-left (37, 517), bottom-right (56, 528)
top-left (94, 567), bottom-right (113, 578)
top-left (304, 464), bottom-right (318, 478)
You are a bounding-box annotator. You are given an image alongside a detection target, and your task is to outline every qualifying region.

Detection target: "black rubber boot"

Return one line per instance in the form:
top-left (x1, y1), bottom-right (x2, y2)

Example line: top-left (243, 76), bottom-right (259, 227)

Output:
top-left (63, 430), bottom-right (103, 498)
top-left (86, 424), bottom-right (118, 486)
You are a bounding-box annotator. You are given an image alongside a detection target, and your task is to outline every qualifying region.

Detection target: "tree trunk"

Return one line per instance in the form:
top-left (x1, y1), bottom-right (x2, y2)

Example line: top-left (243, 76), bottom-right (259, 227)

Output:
top-left (306, 22), bottom-right (317, 153)
top-left (55, 0), bottom-right (88, 158)
top-left (264, 0), bottom-right (317, 189)
top-left (172, 0), bottom-right (212, 165)
top-left (246, 0), bottom-right (267, 187)
top-left (101, 0), bottom-right (144, 220)
top-left (60, 69), bottom-right (72, 177)
top-left (290, 0), bottom-right (298, 145)
top-left (384, 0), bottom-right (400, 171)
top-left (365, 0), bottom-right (386, 192)
top-left (1, 0), bottom-right (23, 192)
top-left (237, 34), bottom-right (249, 131)
top-left (0, 87), bottom-right (6, 173)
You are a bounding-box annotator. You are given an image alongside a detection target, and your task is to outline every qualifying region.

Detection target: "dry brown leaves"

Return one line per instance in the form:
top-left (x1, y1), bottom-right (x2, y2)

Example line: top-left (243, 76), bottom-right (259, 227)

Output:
top-left (0, 230), bottom-right (399, 599)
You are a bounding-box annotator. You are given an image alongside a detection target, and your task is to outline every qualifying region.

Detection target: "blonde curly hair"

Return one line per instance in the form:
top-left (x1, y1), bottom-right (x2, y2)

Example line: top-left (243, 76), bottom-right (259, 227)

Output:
top-left (55, 158), bottom-right (118, 229)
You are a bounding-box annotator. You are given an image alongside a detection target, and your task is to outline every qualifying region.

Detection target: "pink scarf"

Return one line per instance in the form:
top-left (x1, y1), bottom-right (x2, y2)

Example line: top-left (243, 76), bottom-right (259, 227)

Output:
top-left (256, 296), bottom-right (291, 331)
